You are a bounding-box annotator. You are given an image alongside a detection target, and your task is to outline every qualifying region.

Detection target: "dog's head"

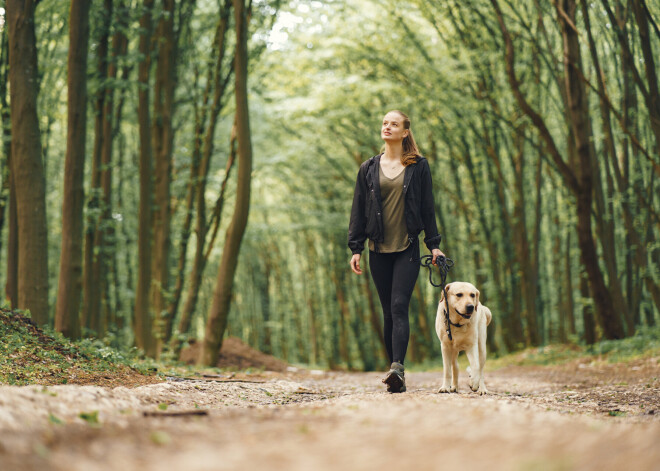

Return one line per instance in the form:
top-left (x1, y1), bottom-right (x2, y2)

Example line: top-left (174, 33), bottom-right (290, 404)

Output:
top-left (440, 282), bottom-right (480, 319)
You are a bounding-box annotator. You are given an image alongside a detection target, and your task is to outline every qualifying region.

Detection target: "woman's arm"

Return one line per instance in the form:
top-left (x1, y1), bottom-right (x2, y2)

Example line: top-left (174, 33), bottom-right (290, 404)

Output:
top-left (348, 164), bottom-right (368, 255)
top-left (420, 159), bottom-right (441, 252)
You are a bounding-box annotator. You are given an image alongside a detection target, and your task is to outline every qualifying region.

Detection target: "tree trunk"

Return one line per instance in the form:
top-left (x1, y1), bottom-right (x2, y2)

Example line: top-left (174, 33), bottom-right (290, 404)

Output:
top-left (101, 0), bottom-right (129, 330)
top-left (200, 0), bottom-right (253, 366)
top-left (83, 0), bottom-right (112, 335)
top-left (580, 271), bottom-right (596, 344)
top-left (176, 128), bottom-right (236, 345)
top-left (151, 0), bottom-right (178, 356)
top-left (0, 22), bottom-right (16, 308)
top-left (6, 0), bottom-right (49, 324)
top-left (630, 0), bottom-right (660, 151)
top-left (55, 0), bottom-right (91, 338)
top-left (135, 0), bottom-right (155, 354)
top-left (564, 230), bottom-right (576, 336)
top-left (559, 0), bottom-right (624, 339)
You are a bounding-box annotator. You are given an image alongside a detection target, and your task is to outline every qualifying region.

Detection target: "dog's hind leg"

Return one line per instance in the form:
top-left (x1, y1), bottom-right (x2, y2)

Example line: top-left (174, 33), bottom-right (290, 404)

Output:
top-left (475, 319), bottom-right (489, 395)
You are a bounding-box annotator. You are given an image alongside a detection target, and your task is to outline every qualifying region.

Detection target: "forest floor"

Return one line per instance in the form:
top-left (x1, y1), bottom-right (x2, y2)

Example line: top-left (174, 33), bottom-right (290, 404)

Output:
top-left (1, 354), bottom-right (659, 471)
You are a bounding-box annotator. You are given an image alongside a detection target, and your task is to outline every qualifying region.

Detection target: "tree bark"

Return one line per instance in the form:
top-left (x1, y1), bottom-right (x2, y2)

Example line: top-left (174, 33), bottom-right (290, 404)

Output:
top-left (101, 0), bottom-right (129, 329)
top-left (83, 0), bottom-right (112, 335)
top-left (135, 0), bottom-right (155, 354)
top-left (151, 0), bottom-right (178, 356)
top-left (630, 0), bottom-right (660, 151)
top-left (6, 0), bottom-right (49, 324)
top-left (0, 21), bottom-right (16, 308)
top-left (55, 0), bottom-right (91, 338)
top-left (175, 4), bottom-right (233, 346)
top-left (201, 0), bottom-right (253, 366)
top-left (559, 0), bottom-right (624, 339)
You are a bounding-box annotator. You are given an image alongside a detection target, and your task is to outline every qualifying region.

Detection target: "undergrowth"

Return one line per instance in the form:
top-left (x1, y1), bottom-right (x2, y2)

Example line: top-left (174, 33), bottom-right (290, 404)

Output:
top-left (409, 326), bottom-right (660, 372)
top-left (0, 308), bottom-right (159, 386)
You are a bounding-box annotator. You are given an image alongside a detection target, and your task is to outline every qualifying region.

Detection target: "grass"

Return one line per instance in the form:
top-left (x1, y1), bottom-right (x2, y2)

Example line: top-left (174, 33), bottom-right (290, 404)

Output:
top-left (408, 326), bottom-right (660, 372)
top-left (0, 308), bottom-right (160, 386)
top-left (0, 307), bottom-right (242, 386)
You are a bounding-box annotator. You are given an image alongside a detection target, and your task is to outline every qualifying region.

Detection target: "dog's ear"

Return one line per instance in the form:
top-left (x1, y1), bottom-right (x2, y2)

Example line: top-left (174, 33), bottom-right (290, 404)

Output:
top-left (440, 282), bottom-right (452, 304)
top-left (476, 289), bottom-right (480, 306)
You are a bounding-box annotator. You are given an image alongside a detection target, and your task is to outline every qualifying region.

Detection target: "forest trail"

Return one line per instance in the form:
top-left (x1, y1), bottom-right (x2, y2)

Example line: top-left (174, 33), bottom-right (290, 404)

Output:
top-left (1, 358), bottom-right (659, 471)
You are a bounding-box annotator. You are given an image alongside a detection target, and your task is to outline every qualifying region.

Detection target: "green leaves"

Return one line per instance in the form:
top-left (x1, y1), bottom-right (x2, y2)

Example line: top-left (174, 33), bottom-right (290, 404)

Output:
top-left (78, 411), bottom-right (100, 425)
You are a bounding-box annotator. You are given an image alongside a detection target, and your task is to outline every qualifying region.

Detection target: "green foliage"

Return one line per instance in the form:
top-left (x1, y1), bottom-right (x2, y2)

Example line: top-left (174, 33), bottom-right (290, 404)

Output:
top-left (0, 308), bottom-right (154, 385)
top-left (488, 327), bottom-right (660, 368)
top-left (78, 411), bottom-right (100, 425)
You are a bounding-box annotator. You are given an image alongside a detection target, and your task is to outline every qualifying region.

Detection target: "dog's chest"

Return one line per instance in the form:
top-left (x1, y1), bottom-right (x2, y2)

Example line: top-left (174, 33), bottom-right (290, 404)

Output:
top-left (445, 321), bottom-right (476, 350)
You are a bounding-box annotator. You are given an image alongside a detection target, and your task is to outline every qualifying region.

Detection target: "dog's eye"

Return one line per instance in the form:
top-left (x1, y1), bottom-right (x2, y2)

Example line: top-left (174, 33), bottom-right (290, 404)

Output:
top-left (456, 293), bottom-right (463, 298)
top-left (471, 294), bottom-right (475, 298)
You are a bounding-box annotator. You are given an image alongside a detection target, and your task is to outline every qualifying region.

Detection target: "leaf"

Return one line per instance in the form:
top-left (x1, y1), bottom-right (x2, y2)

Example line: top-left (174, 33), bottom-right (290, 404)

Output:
top-left (78, 411), bottom-right (100, 425)
top-left (48, 413), bottom-right (64, 425)
top-left (150, 431), bottom-right (171, 446)
top-left (158, 403), bottom-right (169, 411)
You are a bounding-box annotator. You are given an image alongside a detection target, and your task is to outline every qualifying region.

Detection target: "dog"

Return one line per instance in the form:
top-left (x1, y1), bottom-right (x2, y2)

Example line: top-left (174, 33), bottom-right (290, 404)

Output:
top-left (435, 281), bottom-right (492, 394)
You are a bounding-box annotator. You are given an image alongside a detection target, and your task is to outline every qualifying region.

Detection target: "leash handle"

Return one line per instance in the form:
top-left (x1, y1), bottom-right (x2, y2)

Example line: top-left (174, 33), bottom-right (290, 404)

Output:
top-left (419, 254), bottom-right (454, 288)
top-left (418, 254), bottom-right (455, 341)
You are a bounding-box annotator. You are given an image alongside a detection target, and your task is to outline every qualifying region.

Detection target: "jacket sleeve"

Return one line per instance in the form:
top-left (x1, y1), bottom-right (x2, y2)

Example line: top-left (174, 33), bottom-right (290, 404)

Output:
top-left (348, 164), bottom-right (368, 255)
top-left (420, 159), bottom-right (441, 251)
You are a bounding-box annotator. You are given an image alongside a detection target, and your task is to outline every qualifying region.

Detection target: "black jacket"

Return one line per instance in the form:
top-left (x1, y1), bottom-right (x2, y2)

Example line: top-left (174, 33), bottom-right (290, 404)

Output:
top-left (348, 154), bottom-right (441, 255)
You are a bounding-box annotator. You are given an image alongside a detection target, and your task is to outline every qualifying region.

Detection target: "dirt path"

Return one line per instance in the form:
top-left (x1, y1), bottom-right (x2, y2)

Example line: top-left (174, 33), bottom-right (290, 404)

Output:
top-left (1, 357), bottom-right (659, 470)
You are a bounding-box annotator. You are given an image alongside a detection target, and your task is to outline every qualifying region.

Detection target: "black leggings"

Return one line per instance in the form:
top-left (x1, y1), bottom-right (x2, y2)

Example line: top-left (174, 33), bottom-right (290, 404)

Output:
top-left (369, 243), bottom-right (420, 365)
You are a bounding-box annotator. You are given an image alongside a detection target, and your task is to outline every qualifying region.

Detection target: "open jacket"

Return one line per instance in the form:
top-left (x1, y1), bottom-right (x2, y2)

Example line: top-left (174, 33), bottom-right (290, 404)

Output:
top-left (348, 154), bottom-right (441, 255)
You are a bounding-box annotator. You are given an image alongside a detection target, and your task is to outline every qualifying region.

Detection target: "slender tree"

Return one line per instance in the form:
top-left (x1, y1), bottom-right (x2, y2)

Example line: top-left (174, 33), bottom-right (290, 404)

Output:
top-left (55, 0), bottom-right (91, 338)
top-left (6, 0), bottom-right (49, 324)
top-left (135, 0), bottom-right (156, 354)
top-left (201, 0), bottom-right (253, 366)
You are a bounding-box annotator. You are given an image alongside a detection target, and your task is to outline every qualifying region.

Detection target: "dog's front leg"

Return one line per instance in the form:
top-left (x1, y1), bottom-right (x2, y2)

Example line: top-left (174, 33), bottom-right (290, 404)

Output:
top-left (450, 350), bottom-right (460, 392)
top-left (466, 345), bottom-right (480, 392)
top-left (438, 342), bottom-right (453, 393)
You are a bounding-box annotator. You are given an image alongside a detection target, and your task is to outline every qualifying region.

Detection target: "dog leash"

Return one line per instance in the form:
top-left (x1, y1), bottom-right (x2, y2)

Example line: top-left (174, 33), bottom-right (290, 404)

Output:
top-left (419, 254), bottom-right (459, 341)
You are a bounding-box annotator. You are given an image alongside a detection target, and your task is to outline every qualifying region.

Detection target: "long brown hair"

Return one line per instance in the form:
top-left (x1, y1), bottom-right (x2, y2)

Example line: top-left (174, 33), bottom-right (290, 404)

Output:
top-left (383, 110), bottom-right (420, 166)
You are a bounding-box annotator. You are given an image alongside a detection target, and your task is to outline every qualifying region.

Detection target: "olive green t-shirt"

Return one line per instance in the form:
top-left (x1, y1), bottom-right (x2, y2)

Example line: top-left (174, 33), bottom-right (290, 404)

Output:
top-left (369, 165), bottom-right (410, 253)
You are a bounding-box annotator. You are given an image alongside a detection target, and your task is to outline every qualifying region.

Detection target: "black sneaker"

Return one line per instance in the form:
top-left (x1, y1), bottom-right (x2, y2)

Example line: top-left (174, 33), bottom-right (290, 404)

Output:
top-left (382, 362), bottom-right (406, 393)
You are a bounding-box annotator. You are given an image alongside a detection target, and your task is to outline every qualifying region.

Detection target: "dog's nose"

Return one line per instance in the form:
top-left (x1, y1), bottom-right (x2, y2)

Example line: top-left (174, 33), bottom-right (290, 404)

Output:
top-left (466, 304), bottom-right (475, 314)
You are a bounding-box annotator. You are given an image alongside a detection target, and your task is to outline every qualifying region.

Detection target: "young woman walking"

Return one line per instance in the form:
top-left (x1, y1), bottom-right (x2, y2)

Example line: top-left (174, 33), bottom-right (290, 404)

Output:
top-left (348, 110), bottom-right (444, 393)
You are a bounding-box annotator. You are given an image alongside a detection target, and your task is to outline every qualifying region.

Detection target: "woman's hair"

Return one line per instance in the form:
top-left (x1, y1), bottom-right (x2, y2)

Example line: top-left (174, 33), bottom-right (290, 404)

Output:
top-left (384, 110), bottom-right (420, 166)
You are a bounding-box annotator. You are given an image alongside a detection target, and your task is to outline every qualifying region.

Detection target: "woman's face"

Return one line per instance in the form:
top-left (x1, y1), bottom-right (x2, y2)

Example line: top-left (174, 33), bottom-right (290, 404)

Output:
top-left (381, 112), bottom-right (409, 143)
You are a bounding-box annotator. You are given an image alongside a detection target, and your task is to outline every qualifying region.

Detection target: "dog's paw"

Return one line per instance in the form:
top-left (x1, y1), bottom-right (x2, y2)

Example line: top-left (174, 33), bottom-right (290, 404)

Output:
top-left (438, 386), bottom-right (451, 393)
top-left (476, 387), bottom-right (489, 395)
top-left (470, 383), bottom-right (478, 392)
top-left (450, 386), bottom-right (458, 393)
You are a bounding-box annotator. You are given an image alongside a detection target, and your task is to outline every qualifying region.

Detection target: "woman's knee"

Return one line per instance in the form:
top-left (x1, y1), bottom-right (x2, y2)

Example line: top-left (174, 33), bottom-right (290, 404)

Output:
top-left (391, 294), bottom-right (410, 317)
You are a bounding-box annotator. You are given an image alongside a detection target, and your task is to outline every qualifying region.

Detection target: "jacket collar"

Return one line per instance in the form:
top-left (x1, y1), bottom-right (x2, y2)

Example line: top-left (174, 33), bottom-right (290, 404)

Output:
top-left (367, 153), bottom-right (422, 195)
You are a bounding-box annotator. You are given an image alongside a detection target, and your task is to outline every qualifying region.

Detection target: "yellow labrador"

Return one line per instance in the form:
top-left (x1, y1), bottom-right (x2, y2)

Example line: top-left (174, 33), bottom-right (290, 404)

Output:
top-left (435, 281), bottom-right (492, 394)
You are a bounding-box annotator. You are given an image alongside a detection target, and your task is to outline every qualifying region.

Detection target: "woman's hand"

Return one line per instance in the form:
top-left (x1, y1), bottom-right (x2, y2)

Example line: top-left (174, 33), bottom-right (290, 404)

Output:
top-left (350, 254), bottom-right (363, 275)
top-left (431, 248), bottom-right (445, 266)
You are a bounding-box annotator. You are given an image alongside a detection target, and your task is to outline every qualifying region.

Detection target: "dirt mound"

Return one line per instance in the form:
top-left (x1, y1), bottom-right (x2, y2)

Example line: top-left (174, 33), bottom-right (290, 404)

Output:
top-left (179, 337), bottom-right (290, 372)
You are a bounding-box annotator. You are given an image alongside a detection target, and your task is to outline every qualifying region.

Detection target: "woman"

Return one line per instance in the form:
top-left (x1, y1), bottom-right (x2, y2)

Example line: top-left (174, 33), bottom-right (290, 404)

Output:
top-left (348, 110), bottom-right (444, 393)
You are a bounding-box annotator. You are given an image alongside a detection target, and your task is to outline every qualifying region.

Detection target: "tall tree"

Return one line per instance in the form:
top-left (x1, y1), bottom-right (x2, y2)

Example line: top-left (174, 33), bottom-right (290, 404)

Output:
top-left (201, 0), bottom-right (253, 366)
top-left (0, 15), bottom-right (16, 308)
top-left (83, 0), bottom-right (113, 335)
top-left (558, 0), bottom-right (624, 339)
top-left (55, 0), bottom-right (92, 338)
top-left (6, 0), bottom-right (49, 324)
top-left (135, 0), bottom-right (156, 354)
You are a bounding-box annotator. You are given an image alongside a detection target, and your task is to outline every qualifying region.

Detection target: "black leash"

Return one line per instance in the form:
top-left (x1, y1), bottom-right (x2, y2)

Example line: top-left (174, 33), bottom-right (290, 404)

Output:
top-left (419, 254), bottom-right (453, 289)
top-left (418, 254), bottom-right (460, 341)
